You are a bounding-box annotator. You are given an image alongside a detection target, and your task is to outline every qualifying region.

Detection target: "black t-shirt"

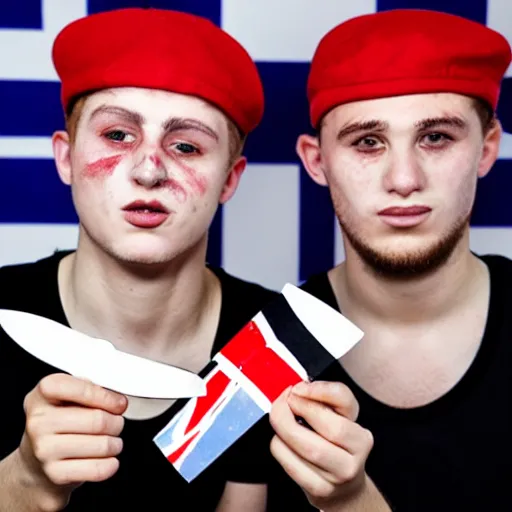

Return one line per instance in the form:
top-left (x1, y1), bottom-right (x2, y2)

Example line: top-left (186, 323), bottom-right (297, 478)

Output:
top-left (0, 251), bottom-right (278, 510)
top-left (268, 254), bottom-right (512, 511)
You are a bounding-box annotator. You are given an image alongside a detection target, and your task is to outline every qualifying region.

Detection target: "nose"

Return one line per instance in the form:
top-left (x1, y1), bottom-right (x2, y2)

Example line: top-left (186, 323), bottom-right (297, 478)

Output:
top-left (131, 153), bottom-right (167, 189)
top-left (382, 147), bottom-right (426, 198)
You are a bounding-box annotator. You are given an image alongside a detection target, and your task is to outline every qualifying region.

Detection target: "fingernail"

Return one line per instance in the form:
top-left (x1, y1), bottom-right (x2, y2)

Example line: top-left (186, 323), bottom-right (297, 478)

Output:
top-left (292, 381), bottom-right (309, 396)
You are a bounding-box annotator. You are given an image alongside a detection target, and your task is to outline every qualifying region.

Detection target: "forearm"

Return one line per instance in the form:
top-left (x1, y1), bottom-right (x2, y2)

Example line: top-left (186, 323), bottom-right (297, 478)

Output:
top-left (323, 476), bottom-right (392, 512)
top-left (0, 450), bottom-right (65, 512)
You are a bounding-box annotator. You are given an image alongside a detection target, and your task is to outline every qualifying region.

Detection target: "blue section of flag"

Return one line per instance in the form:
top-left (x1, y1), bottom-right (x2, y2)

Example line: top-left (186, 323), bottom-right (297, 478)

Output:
top-left (0, 82), bottom-right (63, 136)
top-left (88, 0), bottom-right (145, 15)
top-left (472, 160), bottom-right (512, 226)
top-left (244, 63), bottom-right (311, 164)
top-left (206, 207), bottom-right (223, 267)
top-left (148, 0), bottom-right (220, 24)
top-left (0, 1), bottom-right (42, 29)
top-left (299, 170), bottom-right (335, 281)
top-left (1, 160), bottom-right (77, 224)
top-left (179, 387), bottom-right (264, 482)
top-left (377, 0), bottom-right (487, 23)
top-left (89, 0), bottom-right (220, 24)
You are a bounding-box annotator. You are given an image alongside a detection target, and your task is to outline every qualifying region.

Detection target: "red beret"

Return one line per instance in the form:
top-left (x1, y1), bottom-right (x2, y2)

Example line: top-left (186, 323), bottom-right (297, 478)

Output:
top-left (52, 8), bottom-right (264, 134)
top-left (308, 9), bottom-right (512, 128)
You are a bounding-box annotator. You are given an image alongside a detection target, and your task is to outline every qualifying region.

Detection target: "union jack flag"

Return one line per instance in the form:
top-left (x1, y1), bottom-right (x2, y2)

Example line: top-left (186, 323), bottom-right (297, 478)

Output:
top-left (153, 284), bottom-right (363, 482)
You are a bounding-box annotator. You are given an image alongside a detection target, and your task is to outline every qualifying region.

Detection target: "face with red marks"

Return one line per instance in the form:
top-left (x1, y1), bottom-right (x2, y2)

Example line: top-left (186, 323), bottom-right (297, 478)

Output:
top-left (52, 87), bottom-right (246, 265)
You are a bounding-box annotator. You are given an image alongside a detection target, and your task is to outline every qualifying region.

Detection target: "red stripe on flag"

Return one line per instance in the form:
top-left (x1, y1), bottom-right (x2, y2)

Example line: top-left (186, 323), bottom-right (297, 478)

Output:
top-left (167, 431), bottom-right (200, 464)
top-left (220, 321), bottom-right (303, 402)
top-left (184, 370), bottom-right (231, 435)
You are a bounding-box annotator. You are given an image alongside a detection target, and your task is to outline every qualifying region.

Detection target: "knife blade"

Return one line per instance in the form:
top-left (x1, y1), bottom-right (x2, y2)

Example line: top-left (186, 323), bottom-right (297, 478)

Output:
top-left (0, 309), bottom-right (206, 399)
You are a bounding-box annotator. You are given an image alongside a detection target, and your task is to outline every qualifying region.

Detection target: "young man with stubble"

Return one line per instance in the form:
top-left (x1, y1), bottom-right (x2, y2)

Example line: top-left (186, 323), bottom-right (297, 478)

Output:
top-left (267, 9), bottom-right (512, 512)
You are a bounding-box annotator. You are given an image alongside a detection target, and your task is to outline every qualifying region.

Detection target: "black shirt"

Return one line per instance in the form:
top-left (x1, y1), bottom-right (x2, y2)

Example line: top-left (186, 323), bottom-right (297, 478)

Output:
top-left (0, 251), bottom-right (278, 510)
top-left (268, 254), bottom-right (512, 511)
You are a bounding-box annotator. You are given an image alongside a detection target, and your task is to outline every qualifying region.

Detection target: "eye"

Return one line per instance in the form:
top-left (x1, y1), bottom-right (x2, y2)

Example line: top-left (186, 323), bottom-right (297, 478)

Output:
top-left (352, 136), bottom-right (384, 152)
top-left (421, 132), bottom-right (452, 147)
top-left (104, 130), bottom-right (136, 143)
top-left (173, 142), bottom-right (199, 154)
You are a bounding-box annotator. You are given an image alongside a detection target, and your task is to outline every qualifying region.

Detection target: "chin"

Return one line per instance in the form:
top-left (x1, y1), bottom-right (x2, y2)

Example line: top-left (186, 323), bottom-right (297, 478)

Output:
top-left (107, 238), bottom-right (181, 266)
top-left (342, 220), bottom-right (468, 279)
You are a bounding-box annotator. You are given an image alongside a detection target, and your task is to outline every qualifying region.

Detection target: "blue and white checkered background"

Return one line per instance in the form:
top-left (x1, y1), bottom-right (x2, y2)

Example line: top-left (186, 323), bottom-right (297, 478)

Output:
top-left (1, 0), bottom-right (512, 291)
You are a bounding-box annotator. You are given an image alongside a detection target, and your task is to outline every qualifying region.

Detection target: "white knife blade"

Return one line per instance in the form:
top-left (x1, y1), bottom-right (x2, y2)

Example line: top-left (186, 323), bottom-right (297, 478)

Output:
top-left (0, 309), bottom-right (206, 399)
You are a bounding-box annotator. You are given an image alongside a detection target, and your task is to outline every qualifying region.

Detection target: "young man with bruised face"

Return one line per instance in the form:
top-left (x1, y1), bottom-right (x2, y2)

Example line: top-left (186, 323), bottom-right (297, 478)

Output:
top-left (0, 8), bottom-right (279, 511)
top-left (267, 9), bottom-right (512, 512)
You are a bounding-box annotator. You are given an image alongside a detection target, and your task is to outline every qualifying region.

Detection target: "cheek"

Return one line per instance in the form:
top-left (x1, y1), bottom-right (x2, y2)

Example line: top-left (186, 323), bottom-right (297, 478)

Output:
top-left (429, 154), bottom-right (478, 214)
top-left (82, 155), bottom-right (124, 180)
top-left (326, 154), bottom-right (376, 213)
top-left (168, 152), bottom-right (208, 197)
top-left (162, 178), bottom-right (188, 204)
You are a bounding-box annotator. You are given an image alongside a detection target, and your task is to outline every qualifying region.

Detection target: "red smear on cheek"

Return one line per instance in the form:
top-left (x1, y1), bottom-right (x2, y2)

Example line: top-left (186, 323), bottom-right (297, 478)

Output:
top-left (163, 178), bottom-right (187, 203)
top-left (169, 152), bottom-right (208, 196)
top-left (83, 155), bottom-right (123, 179)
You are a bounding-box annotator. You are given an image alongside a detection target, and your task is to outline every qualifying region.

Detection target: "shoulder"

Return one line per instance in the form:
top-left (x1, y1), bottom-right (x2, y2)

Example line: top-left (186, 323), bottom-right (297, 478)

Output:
top-left (209, 267), bottom-right (279, 348)
top-left (0, 251), bottom-right (69, 309)
top-left (211, 266), bottom-right (279, 310)
top-left (299, 270), bottom-right (339, 310)
top-left (478, 253), bottom-right (512, 295)
top-left (479, 253), bottom-right (512, 276)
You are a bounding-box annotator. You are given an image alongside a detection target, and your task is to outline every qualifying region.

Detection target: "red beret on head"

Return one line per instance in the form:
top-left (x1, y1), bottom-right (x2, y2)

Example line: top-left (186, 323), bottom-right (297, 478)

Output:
top-left (52, 8), bottom-right (264, 134)
top-left (308, 9), bottom-right (512, 128)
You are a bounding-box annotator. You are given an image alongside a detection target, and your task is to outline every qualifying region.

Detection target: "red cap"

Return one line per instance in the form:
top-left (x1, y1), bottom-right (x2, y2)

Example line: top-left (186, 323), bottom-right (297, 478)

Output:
top-left (308, 9), bottom-right (512, 128)
top-left (52, 8), bottom-right (264, 134)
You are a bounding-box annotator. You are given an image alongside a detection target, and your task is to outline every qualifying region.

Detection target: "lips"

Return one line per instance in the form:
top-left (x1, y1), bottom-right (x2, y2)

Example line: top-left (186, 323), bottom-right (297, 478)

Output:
top-left (122, 200), bottom-right (170, 228)
top-left (377, 205), bottom-right (432, 228)
top-left (378, 205), bottom-right (431, 216)
top-left (123, 200), bottom-right (169, 214)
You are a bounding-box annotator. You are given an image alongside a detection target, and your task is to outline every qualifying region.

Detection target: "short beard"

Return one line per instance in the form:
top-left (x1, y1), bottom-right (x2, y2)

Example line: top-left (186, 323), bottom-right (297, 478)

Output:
top-left (339, 213), bottom-right (470, 279)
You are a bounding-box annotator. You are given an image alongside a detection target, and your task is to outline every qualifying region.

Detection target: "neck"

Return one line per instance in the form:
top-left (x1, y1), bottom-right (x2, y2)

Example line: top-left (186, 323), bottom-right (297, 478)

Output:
top-left (332, 231), bottom-right (485, 325)
top-left (58, 231), bottom-right (220, 362)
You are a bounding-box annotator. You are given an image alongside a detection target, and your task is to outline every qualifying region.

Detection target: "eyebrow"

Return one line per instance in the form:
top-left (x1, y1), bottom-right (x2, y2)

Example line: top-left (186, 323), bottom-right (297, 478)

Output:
top-left (88, 106), bottom-right (219, 141)
top-left (89, 105), bottom-right (145, 126)
top-left (336, 120), bottom-right (388, 140)
top-left (336, 115), bottom-right (468, 141)
top-left (162, 117), bottom-right (219, 141)
top-left (413, 116), bottom-right (467, 130)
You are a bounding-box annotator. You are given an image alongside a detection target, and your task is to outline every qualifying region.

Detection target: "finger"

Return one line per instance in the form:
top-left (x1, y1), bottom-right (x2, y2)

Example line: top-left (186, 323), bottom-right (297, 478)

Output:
top-left (26, 407), bottom-right (125, 437)
top-left (35, 374), bottom-right (127, 414)
top-left (270, 435), bottom-right (336, 499)
top-left (292, 381), bottom-right (359, 421)
top-left (269, 390), bottom-right (354, 476)
top-left (33, 434), bottom-right (123, 462)
top-left (43, 458), bottom-right (120, 486)
top-left (287, 393), bottom-right (373, 456)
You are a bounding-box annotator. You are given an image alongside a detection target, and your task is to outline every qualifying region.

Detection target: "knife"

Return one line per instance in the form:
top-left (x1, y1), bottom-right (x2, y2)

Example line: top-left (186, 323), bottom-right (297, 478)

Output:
top-left (0, 309), bottom-right (206, 399)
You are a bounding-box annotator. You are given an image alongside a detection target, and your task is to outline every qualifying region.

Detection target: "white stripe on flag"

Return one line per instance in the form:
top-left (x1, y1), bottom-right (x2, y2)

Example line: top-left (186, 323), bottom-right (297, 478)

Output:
top-left (0, 223), bottom-right (78, 267)
top-left (222, 0), bottom-right (377, 61)
top-left (213, 353), bottom-right (271, 413)
top-left (0, 137), bottom-right (53, 159)
top-left (222, 163), bottom-right (300, 291)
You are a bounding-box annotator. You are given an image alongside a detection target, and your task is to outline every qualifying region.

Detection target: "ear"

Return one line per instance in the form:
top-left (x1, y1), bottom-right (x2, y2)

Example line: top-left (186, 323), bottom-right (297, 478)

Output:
top-left (296, 133), bottom-right (328, 186)
top-left (477, 119), bottom-right (502, 178)
top-left (219, 156), bottom-right (247, 204)
top-left (52, 130), bottom-right (72, 185)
